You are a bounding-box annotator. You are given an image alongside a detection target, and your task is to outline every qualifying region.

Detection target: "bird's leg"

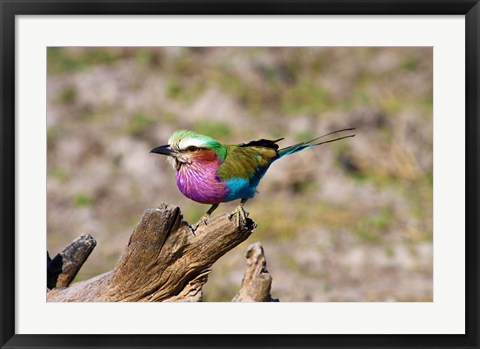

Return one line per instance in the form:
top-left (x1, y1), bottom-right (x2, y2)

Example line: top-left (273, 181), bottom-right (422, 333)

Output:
top-left (228, 198), bottom-right (249, 227)
top-left (201, 203), bottom-right (219, 225)
top-left (189, 203), bottom-right (219, 235)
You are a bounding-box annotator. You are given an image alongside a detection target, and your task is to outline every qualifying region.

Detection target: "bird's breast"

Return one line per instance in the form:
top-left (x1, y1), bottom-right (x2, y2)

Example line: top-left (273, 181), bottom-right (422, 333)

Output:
top-left (176, 161), bottom-right (228, 204)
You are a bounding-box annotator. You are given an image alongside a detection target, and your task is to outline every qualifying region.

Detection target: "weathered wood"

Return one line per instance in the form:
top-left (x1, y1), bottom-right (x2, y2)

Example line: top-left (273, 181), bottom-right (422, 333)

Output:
top-left (233, 242), bottom-right (277, 302)
top-left (47, 203), bottom-right (256, 302)
top-left (47, 234), bottom-right (97, 289)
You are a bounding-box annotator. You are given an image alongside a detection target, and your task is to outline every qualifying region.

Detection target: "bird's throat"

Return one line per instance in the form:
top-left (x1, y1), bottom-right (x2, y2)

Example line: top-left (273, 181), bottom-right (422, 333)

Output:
top-left (175, 159), bottom-right (182, 171)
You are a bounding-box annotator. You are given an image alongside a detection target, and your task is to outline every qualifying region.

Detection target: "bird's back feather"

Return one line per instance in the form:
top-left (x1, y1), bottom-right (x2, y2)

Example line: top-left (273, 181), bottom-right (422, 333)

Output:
top-left (238, 138), bottom-right (283, 150)
top-left (219, 143), bottom-right (279, 179)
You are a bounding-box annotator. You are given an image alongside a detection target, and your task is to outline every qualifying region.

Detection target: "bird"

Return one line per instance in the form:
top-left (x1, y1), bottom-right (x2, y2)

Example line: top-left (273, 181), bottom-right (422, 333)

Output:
top-left (150, 128), bottom-right (355, 232)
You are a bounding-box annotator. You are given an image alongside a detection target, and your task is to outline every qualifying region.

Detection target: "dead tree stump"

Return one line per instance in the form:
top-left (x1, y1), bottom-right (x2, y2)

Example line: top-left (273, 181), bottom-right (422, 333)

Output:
top-left (233, 242), bottom-right (278, 302)
top-left (47, 203), bottom-right (277, 302)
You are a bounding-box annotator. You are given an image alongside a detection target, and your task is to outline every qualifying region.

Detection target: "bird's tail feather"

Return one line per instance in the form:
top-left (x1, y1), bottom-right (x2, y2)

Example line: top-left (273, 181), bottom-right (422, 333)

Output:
top-left (277, 128), bottom-right (355, 158)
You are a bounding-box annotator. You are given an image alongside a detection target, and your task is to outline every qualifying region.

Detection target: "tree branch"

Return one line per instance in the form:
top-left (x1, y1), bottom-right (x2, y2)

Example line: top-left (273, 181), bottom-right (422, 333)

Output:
top-left (47, 234), bottom-right (97, 289)
top-left (47, 203), bottom-right (257, 302)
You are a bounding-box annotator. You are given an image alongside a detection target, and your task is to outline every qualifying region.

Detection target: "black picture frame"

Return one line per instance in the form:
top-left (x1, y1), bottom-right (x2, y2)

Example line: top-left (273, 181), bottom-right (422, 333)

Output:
top-left (1, 1), bottom-right (478, 348)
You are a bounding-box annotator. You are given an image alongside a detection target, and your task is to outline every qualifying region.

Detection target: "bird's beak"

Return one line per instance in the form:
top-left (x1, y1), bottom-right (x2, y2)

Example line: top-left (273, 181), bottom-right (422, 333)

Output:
top-left (150, 144), bottom-right (175, 157)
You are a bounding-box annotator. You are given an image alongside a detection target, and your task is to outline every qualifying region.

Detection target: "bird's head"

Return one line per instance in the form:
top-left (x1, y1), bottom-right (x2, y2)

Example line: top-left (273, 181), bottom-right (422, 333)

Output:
top-left (150, 130), bottom-right (227, 171)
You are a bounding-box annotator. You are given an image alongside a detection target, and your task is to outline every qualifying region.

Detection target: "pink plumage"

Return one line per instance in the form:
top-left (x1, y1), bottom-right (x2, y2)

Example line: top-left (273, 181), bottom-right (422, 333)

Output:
top-left (176, 149), bottom-right (228, 204)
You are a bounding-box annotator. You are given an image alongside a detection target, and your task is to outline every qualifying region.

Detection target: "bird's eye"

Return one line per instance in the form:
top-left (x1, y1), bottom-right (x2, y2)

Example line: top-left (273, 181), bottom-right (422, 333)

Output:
top-left (187, 146), bottom-right (197, 151)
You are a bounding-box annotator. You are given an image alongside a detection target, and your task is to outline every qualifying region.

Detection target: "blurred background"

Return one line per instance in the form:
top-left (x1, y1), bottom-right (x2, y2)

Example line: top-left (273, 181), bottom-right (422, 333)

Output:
top-left (47, 47), bottom-right (433, 302)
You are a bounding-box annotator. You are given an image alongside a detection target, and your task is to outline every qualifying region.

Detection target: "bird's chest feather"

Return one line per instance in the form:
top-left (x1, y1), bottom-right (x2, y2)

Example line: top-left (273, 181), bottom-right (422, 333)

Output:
top-left (175, 152), bottom-right (228, 204)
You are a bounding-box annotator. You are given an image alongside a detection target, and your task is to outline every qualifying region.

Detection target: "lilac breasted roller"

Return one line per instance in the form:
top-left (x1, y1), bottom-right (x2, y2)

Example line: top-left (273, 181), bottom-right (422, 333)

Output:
top-left (151, 128), bottom-right (355, 231)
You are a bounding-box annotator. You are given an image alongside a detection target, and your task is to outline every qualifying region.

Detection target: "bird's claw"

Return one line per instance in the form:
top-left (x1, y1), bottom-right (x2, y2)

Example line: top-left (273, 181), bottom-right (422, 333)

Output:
top-left (188, 224), bottom-right (199, 236)
top-left (228, 204), bottom-right (248, 227)
top-left (188, 214), bottom-right (210, 236)
top-left (198, 214), bottom-right (211, 227)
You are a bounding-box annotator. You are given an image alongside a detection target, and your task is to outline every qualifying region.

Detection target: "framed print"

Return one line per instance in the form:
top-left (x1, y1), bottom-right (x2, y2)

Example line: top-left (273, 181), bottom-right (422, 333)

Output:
top-left (1, 1), bottom-right (479, 348)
